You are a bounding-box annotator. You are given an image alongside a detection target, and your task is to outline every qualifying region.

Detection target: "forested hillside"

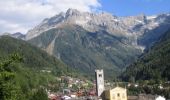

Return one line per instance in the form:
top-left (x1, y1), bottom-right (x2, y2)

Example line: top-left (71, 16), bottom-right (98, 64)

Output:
top-left (121, 29), bottom-right (170, 82)
top-left (0, 36), bottom-right (74, 100)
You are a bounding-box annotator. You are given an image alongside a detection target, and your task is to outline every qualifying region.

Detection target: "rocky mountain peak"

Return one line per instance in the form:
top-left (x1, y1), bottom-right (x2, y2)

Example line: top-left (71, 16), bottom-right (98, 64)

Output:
top-left (66, 8), bottom-right (81, 16)
top-left (10, 32), bottom-right (25, 40)
top-left (26, 9), bottom-right (170, 50)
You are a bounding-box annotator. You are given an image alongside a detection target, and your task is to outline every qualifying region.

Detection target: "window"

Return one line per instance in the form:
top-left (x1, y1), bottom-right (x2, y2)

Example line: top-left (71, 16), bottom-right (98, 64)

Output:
top-left (117, 93), bottom-right (120, 97)
top-left (99, 74), bottom-right (102, 77)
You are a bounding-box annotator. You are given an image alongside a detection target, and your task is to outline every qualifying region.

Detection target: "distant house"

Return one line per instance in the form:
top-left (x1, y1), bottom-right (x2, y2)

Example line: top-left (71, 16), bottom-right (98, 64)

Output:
top-left (155, 96), bottom-right (165, 100)
top-left (48, 93), bottom-right (57, 100)
top-left (61, 95), bottom-right (71, 100)
top-left (105, 86), bottom-right (127, 100)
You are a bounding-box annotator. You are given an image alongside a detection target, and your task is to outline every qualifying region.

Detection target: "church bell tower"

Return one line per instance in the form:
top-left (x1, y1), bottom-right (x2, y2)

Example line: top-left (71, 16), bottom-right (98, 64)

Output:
top-left (95, 69), bottom-right (105, 97)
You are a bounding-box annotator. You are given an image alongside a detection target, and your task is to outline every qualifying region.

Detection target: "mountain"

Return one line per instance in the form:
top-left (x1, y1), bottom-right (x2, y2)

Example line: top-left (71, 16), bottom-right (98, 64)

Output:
top-left (26, 9), bottom-right (170, 49)
top-left (1, 32), bottom-right (25, 40)
top-left (28, 25), bottom-right (142, 78)
top-left (25, 9), bottom-right (170, 77)
top-left (11, 32), bottom-right (25, 40)
top-left (120, 29), bottom-right (170, 82)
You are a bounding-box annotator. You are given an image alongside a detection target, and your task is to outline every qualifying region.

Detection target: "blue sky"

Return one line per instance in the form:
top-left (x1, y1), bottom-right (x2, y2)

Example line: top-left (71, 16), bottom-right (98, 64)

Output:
top-left (0, 0), bottom-right (169, 34)
top-left (99, 0), bottom-right (170, 16)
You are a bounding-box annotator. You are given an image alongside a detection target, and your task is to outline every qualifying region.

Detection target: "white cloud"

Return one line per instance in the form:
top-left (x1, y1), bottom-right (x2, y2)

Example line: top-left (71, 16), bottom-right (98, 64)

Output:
top-left (0, 0), bottom-right (101, 34)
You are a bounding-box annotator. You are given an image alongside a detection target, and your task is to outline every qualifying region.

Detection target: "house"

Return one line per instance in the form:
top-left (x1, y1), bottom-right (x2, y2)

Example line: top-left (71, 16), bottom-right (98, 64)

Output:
top-left (155, 96), bottom-right (165, 100)
top-left (48, 93), bottom-right (57, 100)
top-left (105, 86), bottom-right (127, 100)
top-left (61, 95), bottom-right (71, 100)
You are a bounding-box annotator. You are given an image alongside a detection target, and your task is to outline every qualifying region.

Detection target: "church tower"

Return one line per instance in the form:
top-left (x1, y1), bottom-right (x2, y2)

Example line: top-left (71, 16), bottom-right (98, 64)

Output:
top-left (95, 69), bottom-right (105, 97)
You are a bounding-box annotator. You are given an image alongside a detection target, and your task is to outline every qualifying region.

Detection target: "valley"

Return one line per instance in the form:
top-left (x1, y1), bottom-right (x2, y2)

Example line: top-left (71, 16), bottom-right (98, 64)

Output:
top-left (0, 4), bottom-right (170, 100)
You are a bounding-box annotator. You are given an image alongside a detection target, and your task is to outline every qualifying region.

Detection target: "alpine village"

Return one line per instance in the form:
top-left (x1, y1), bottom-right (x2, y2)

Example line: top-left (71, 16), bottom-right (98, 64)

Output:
top-left (0, 1), bottom-right (170, 100)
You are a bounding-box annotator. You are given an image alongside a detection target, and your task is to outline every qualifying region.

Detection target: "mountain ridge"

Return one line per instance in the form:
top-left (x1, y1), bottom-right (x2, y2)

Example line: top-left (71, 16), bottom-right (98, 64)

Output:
top-left (20, 9), bottom-right (170, 78)
top-left (26, 9), bottom-right (170, 50)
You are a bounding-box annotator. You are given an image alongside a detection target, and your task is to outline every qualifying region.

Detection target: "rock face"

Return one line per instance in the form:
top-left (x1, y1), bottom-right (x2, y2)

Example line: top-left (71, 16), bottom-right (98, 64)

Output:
top-left (26, 9), bottom-right (170, 77)
top-left (26, 9), bottom-right (170, 48)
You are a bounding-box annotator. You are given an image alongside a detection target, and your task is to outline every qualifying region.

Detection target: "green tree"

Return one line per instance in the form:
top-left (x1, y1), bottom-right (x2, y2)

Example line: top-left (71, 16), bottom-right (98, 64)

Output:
top-left (30, 88), bottom-right (48, 100)
top-left (0, 53), bottom-right (22, 100)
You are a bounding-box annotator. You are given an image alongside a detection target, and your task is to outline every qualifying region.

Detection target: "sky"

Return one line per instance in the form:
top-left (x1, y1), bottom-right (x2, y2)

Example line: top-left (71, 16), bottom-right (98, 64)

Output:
top-left (99, 0), bottom-right (170, 16)
top-left (0, 0), bottom-right (169, 34)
